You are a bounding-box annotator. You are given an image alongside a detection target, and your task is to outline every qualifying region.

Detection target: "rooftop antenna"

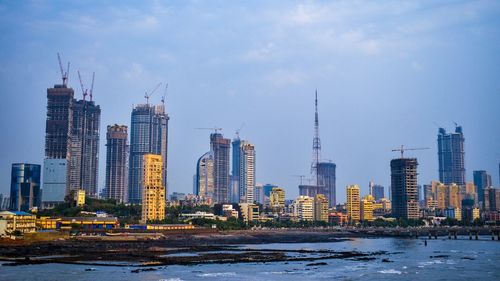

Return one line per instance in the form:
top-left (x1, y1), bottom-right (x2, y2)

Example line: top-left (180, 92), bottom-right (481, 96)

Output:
top-left (311, 89), bottom-right (321, 186)
top-left (144, 82), bottom-right (162, 105)
top-left (77, 70), bottom-right (88, 100)
top-left (57, 52), bottom-right (70, 86)
top-left (391, 145), bottom-right (430, 159)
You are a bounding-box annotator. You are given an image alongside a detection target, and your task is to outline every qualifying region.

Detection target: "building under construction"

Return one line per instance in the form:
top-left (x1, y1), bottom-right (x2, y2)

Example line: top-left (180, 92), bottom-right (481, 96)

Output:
top-left (70, 98), bottom-right (101, 198)
top-left (43, 55), bottom-right (74, 204)
top-left (128, 103), bottom-right (169, 204)
top-left (390, 158), bottom-right (419, 220)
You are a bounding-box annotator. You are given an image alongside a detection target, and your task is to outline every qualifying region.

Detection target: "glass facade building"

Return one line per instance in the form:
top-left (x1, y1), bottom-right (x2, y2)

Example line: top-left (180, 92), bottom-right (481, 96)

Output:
top-left (10, 163), bottom-right (41, 212)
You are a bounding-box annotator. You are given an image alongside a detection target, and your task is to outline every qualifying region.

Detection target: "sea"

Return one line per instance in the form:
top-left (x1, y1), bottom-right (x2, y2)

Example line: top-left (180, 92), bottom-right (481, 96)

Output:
top-left (1, 237), bottom-right (500, 280)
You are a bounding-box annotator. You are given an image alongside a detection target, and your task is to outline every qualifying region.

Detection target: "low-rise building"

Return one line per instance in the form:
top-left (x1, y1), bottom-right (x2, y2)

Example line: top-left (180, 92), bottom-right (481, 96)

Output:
top-left (36, 217), bottom-right (61, 230)
top-left (239, 203), bottom-right (260, 223)
top-left (328, 212), bottom-right (348, 225)
top-left (0, 211), bottom-right (37, 236)
top-left (57, 217), bottom-right (119, 230)
top-left (180, 211), bottom-right (217, 220)
top-left (292, 196), bottom-right (314, 221)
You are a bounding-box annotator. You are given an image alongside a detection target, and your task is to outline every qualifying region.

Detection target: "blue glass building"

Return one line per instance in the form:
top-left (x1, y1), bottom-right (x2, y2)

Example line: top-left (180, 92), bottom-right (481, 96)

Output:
top-left (10, 163), bottom-right (41, 212)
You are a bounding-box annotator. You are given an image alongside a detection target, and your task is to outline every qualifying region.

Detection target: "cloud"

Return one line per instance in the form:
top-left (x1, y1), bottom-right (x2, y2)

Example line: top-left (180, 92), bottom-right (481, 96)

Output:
top-left (242, 43), bottom-right (276, 62)
top-left (266, 68), bottom-right (308, 88)
top-left (124, 62), bottom-right (145, 80)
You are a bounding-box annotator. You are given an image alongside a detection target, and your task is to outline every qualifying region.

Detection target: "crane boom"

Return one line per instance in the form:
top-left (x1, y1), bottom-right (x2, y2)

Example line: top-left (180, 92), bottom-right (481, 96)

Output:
top-left (392, 145), bottom-right (430, 158)
top-left (90, 72), bottom-right (95, 101)
top-left (145, 82), bottom-right (162, 104)
top-left (77, 70), bottom-right (87, 100)
top-left (195, 127), bottom-right (223, 134)
top-left (57, 52), bottom-right (69, 86)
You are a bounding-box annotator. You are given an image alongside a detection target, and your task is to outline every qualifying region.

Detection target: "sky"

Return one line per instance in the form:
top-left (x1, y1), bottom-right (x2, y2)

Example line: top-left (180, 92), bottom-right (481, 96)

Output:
top-left (0, 0), bottom-right (499, 203)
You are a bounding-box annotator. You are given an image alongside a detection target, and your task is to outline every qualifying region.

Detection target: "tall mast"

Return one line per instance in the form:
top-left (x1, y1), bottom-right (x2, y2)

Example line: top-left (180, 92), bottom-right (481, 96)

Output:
top-left (312, 90), bottom-right (321, 186)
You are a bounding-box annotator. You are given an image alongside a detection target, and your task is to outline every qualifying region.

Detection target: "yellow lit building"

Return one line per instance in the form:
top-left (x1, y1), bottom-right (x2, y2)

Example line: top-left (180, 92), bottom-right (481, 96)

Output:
top-left (269, 187), bottom-right (285, 212)
top-left (448, 183), bottom-right (461, 209)
top-left (472, 208), bottom-right (480, 220)
top-left (314, 194), bottom-right (329, 222)
top-left (0, 211), bottom-right (37, 236)
top-left (293, 196), bottom-right (314, 221)
top-left (141, 154), bottom-right (166, 224)
top-left (37, 217), bottom-right (60, 230)
top-left (361, 195), bottom-right (374, 221)
top-left (346, 185), bottom-right (360, 222)
top-left (239, 203), bottom-right (260, 223)
top-left (436, 182), bottom-right (447, 209)
top-left (75, 189), bottom-right (86, 206)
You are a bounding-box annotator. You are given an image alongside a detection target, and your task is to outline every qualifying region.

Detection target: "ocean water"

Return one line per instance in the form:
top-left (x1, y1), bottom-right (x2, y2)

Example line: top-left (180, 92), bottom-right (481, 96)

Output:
top-left (1, 237), bottom-right (500, 281)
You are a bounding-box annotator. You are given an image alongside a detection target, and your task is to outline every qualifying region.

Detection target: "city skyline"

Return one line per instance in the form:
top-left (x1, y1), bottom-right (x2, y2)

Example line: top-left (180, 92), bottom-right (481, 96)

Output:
top-left (1, 1), bottom-right (500, 203)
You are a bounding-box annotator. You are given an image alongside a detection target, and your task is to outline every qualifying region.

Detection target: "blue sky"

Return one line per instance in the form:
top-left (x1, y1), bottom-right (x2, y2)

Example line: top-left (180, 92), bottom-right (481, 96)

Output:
top-left (0, 0), bottom-right (499, 202)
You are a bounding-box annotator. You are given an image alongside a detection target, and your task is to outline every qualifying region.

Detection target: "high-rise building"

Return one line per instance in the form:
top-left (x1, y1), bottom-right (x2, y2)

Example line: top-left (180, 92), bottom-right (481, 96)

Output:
top-left (69, 99), bottom-right (101, 198)
top-left (317, 162), bottom-right (336, 207)
top-left (361, 195), bottom-right (375, 222)
top-left (448, 183), bottom-right (461, 209)
top-left (437, 126), bottom-right (465, 186)
top-left (195, 151), bottom-right (214, 199)
top-left (369, 183), bottom-right (385, 201)
top-left (43, 80), bottom-right (74, 204)
top-left (299, 184), bottom-right (320, 198)
top-left (232, 139), bottom-right (256, 203)
top-left (314, 194), bottom-right (329, 222)
top-left (473, 170), bottom-right (492, 208)
top-left (211, 133), bottom-right (231, 204)
top-left (128, 104), bottom-right (169, 204)
top-left (390, 158), bottom-right (419, 220)
top-left (253, 184), bottom-right (264, 205)
top-left (263, 184), bottom-right (277, 198)
top-left (346, 185), bottom-right (360, 222)
top-left (484, 187), bottom-right (500, 211)
top-left (105, 125), bottom-right (128, 203)
top-left (293, 195), bottom-right (314, 221)
top-left (141, 154), bottom-right (165, 223)
top-left (10, 164), bottom-right (41, 212)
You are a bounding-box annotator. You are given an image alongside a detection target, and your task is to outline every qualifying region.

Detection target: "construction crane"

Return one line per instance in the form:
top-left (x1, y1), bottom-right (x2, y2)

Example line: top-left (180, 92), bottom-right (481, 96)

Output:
top-left (392, 145), bottom-right (430, 158)
top-left (57, 52), bottom-right (70, 86)
top-left (77, 71), bottom-right (95, 101)
top-left (144, 82), bottom-right (162, 104)
top-left (292, 175), bottom-right (306, 185)
top-left (235, 122), bottom-right (245, 139)
top-left (195, 127), bottom-right (223, 134)
top-left (161, 83), bottom-right (168, 107)
top-left (77, 70), bottom-right (88, 100)
top-left (89, 72), bottom-right (95, 101)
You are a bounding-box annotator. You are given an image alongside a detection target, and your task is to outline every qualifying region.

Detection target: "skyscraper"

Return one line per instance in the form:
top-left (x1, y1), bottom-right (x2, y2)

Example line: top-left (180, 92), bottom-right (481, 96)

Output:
top-left (105, 125), bottom-right (128, 203)
top-left (43, 76), bottom-right (74, 204)
top-left (10, 163), bottom-right (41, 212)
top-left (211, 133), bottom-right (230, 204)
top-left (391, 158), bottom-right (419, 219)
top-left (141, 154), bottom-right (165, 223)
top-left (70, 98), bottom-right (101, 198)
top-left (195, 151), bottom-right (214, 199)
top-left (369, 182), bottom-right (385, 201)
top-left (473, 170), bottom-right (492, 208)
top-left (346, 185), bottom-right (360, 222)
top-left (317, 162), bottom-right (336, 207)
top-left (128, 104), bottom-right (169, 204)
top-left (437, 126), bottom-right (465, 186)
top-left (232, 138), bottom-right (256, 203)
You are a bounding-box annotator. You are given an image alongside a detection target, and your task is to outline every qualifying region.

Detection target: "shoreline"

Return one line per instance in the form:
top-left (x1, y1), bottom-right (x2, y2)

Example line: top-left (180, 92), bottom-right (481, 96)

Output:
top-left (0, 229), bottom-right (497, 268)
